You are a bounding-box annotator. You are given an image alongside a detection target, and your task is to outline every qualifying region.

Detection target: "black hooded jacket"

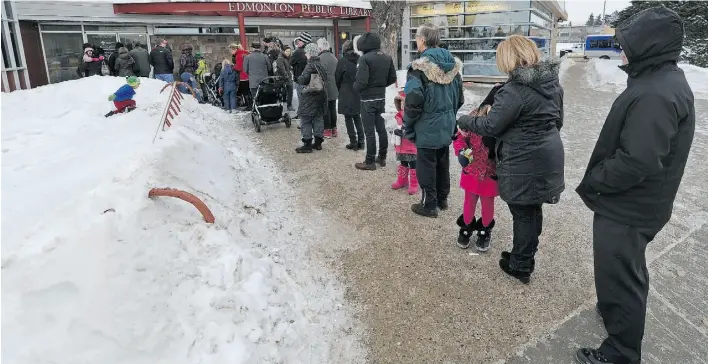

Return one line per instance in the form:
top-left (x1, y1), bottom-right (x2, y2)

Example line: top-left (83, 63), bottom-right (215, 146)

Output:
top-left (353, 32), bottom-right (397, 101)
top-left (335, 50), bottom-right (361, 115)
top-left (457, 59), bottom-right (565, 205)
top-left (576, 7), bottom-right (695, 228)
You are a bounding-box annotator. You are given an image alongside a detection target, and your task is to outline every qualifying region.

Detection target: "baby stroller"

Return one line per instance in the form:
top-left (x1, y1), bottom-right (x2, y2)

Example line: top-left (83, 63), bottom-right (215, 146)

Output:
top-left (251, 76), bottom-right (291, 132)
top-left (203, 73), bottom-right (223, 108)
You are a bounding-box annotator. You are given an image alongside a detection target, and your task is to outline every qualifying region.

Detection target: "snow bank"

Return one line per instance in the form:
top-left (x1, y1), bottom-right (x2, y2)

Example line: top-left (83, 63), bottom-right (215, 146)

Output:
top-left (587, 58), bottom-right (708, 99)
top-left (1, 77), bottom-right (365, 364)
top-left (558, 57), bottom-right (575, 81)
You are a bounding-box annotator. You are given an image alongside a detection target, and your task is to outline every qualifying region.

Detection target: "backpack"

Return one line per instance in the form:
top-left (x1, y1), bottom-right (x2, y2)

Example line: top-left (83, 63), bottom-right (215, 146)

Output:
top-left (180, 53), bottom-right (196, 73)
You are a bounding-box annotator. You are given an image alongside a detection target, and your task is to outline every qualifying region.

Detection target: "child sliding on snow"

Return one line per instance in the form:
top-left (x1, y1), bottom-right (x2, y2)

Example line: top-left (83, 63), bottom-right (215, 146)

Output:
top-left (453, 107), bottom-right (499, 251)
top-left (391, 91), bottom-right (418, 194)
top-left (105, 76), bottom-right (140, 117)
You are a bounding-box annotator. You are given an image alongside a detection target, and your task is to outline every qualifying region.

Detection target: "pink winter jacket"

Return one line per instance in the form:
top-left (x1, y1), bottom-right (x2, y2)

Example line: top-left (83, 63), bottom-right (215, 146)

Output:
top-left (394, 95), bottom-right (417, 155)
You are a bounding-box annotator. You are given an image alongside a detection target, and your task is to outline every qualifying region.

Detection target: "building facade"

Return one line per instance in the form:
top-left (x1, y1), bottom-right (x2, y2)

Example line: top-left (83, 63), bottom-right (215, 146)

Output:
top-left (2, 0), bottom-right (31, 91)
top-left (556, 24), bottom-right (605, 44)
top-left (401, 0), bottom-right (567, 81)
top-left (9, 0), bottom-right (372, 88)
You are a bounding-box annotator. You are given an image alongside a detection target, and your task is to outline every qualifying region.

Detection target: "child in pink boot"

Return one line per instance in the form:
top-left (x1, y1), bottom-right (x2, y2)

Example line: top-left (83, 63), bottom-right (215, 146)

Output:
top-left (453, 107), bottom-right (499, 252)
top-left (391, 92), bottom-right (418, 195)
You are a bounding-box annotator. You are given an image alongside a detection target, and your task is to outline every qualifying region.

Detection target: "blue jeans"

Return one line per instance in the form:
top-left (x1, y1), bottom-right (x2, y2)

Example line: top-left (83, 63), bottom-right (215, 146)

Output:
top-left (223, 90), bottom-right (237, 110)
top-left (155, 73), bottom-right (174, 83)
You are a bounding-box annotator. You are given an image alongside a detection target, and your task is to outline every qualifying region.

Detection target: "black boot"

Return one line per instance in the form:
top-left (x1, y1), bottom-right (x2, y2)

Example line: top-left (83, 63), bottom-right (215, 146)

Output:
top-left (575, 348), bottom-right (614, 363)
top-left (501, 251), bottom-right (536, 273)
top-left (437, 200), bottom-right (449, 211)
top-left (296, 139), bottom-right (313, 153)
top-left (456, 215), bottom-right (477, 249)
top-left (313, 137), bottom-right (324, 150)
top-left (475, 219), bottom-right (495, 252)
top-left (499, 258), bottom-right (531, 284)
top-left (345, 142), bottom-right (359, 150)
top-left (375, 155), bottom-right (386, 167)
top-left (355, 160), bottom-right (376, 170)
top-left (411, 203), bottom-right (438, 218)
top-left (104, 110), bottom-right (117, 117)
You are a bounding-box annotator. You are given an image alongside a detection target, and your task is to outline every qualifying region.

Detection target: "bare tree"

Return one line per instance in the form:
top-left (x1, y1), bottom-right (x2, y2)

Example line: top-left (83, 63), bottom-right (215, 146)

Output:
top-left (370, 0), bottom-right (407, 68)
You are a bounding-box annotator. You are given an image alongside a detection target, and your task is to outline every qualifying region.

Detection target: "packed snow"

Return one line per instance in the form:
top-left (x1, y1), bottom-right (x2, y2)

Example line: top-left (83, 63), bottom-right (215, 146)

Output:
top-left (558, 57), bottom-right (576, 81)
top-left (587, 58), bottom-right (708, 99)
top-left (1, 77), bottom-right (365, 364)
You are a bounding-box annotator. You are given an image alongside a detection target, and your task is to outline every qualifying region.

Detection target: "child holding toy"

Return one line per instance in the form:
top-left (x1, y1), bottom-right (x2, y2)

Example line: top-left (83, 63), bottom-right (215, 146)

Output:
top-left (453, 101), bottom-right (499, 251)
top-left (391, 91), bottom-right (418, 194)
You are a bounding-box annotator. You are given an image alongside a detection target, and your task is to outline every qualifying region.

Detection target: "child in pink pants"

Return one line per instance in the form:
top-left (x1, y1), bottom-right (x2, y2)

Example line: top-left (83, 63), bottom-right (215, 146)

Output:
top-left (453, 124), bottom-right (499, 252)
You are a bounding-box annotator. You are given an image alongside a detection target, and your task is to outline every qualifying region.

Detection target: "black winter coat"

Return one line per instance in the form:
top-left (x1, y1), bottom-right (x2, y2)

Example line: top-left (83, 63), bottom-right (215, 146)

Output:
top-left (296, 57), bottom-right (327, 117)
top-left (107, 51), bottom-right (120, 76)
top-left (353, 32), bottom-right (397, 101)
top-left (114, 48), bottom-right (136, 77)
top-left (129, 47), bottom-right (151, 77)
top-left (290, 46), bottom-right (307, 79)
top-left (457, 59), bottom-right (565, 205)
top-left (335, 50), bottom-right (361, 115)
top-left (149, 46), bottom-right (174, 75)
top-left (576, 7), bottom-right (695, 228)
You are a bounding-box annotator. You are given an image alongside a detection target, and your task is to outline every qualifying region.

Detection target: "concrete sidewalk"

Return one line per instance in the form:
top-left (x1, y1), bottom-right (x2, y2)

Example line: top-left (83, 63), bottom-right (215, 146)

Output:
top-left (238, 61), bottom-right (708, 363)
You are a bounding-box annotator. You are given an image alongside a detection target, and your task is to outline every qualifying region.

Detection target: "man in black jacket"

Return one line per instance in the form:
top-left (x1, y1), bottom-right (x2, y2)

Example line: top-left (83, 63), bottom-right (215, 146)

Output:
top-left (149, 38), bottom-right (174, 83)
top-left (353, 32), bottom-right (397, 170)
top-left (575, 7), bottom-right (695, 364)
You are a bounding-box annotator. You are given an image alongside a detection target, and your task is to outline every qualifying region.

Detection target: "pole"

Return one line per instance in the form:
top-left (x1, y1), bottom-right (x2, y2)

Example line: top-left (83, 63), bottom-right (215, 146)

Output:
top-left (333, 20), bottom-right (340, 58)
top-left (237, 13), bottom-right (247, 47)
top-left (365, 16), bottom-right (371, 32)
top-left (602, 0), bottom-right (607, 24)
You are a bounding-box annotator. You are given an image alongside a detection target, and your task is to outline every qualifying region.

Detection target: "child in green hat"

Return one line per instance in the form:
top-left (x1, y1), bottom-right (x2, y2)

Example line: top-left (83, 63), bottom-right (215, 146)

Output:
top-left (194, 51), bottom-right (209, 101)
top-left (105, 76), bottom-right (140, 117)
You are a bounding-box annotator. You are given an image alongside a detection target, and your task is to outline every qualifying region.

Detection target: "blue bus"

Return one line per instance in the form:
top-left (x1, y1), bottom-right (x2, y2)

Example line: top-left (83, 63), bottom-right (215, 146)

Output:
top-left (584, 34), bottom-right (621, 59)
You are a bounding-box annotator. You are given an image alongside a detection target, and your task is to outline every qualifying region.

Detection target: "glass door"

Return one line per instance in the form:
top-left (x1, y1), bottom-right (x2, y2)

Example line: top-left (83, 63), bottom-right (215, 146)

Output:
top-left (41, 32), bottom-right (84, 83)
top-left (119, 33), bottom-right (149, 50)
top-left (86, 33), bottom-right (118, 58)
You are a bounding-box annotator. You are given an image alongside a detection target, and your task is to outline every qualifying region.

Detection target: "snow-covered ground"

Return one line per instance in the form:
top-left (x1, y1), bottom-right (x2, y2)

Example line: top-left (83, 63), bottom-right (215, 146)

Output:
top-left (558, 57), bottom-right (576, 81)
top-left (587, 58), bottom-right (708, 99)
top-left (1, 77), bottom-right (365, 364)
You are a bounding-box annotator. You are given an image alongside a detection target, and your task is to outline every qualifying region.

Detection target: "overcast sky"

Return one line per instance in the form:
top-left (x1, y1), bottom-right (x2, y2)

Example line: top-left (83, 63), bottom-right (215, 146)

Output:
top-left (564, 0), bottom-right (630, 24)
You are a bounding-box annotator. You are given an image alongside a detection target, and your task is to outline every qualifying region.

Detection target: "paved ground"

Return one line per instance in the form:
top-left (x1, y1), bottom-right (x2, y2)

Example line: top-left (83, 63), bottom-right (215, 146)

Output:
top-left (236, 61), bottom-right (708, 363)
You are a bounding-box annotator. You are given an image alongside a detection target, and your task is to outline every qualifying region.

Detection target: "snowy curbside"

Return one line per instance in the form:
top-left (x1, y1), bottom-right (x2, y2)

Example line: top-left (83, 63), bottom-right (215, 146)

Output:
top-left (558, 57), bottom-right (575, 81)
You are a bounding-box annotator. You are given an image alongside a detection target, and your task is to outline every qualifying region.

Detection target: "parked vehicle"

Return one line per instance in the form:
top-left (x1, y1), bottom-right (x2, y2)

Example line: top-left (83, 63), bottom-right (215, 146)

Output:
top-left (584, 34), bottom-right (621, 60)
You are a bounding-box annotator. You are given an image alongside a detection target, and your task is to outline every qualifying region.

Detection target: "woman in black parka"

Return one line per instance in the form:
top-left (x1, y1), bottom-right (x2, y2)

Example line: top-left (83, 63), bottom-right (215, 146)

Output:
top-left (457, 35), bottom-right (565, 284)
top-left (335, 39), bottom-right (364, 150)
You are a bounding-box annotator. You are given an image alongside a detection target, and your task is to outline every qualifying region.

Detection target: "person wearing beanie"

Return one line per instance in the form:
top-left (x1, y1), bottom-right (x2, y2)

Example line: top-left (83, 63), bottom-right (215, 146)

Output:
top-left (194, 51), bottom-right (209, 100)
top-left (289, 32), bottom-right (310, 118)
top-left (243, 40), bottom-right (273, 104)
top-left (105, 76), bottom-right (140, 117)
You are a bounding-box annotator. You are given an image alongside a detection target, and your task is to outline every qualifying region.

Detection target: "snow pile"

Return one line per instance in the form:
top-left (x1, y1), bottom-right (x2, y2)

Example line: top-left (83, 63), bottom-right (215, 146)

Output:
top-left (587, 58), bottom-right (708, 99)
top-left (558, 57), bottom-right (576, 80)
top-left (1, 77), bottom-right (365, 364)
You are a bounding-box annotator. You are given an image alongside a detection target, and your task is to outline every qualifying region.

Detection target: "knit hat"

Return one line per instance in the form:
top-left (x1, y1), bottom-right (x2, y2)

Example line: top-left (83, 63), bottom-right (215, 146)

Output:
top-left (251, 42), bottom-right (261, 49)
top-left (126, 76), bottom-right (140, 87)
top-left (195, 51), bottom-right (202, 58)
top-left (298, 31), bottom-right (313, 44)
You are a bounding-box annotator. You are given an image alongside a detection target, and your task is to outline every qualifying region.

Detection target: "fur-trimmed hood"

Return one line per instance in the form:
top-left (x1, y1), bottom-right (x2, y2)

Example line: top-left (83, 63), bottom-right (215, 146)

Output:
top-left (410, 47), bottom-right (462, 85)
top-left (508, 58), bottom-right (561, 99)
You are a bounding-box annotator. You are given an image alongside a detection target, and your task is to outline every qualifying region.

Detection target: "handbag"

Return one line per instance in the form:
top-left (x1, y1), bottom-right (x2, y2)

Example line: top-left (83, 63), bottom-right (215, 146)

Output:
top-left (302, 65), bottom-right (324, 94)
top-left (101, 61), bottom-right (110, 76)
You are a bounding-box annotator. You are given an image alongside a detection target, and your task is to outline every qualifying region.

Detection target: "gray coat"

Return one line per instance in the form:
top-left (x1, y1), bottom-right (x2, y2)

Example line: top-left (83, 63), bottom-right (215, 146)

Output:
top-left (457, 59), bottom-right (565, 205)
top-left (318, 50), bottom-right (338, 101)
top-left (129, 46), bottom-right (151, 77)
top-left (114, 47), bottom-right (136, 77)
top-left (243, 50), bottom-right (273, 89)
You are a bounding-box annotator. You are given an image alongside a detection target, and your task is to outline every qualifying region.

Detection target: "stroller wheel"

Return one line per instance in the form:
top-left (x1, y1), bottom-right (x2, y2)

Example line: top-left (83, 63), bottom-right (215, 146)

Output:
top-left (252, 113), bottom-right (262, 133)
top-left (284, 114), bottom-right (292, 128)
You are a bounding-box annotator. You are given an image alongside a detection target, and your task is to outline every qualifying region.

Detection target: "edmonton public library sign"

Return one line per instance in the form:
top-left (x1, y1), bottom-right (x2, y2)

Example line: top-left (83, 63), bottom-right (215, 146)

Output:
top-left (114, 1), bottom-right (372, 18)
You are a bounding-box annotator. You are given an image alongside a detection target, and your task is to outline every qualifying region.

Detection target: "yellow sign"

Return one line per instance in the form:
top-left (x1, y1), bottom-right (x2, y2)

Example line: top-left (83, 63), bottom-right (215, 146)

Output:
top-left (412, 2), bottom-right (464, 15)
top-left (465, 1), bottom-right (509, 13)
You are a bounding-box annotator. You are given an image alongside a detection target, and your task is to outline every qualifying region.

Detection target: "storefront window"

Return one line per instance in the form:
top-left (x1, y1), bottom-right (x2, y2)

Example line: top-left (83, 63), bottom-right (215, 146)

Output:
top-left (84, 25), bottom-right (147, 33)
top-left (119, 34), bottom-right (149, 49)
top-left (2, 34), bottom-right (9, 68)
top-left (87, 34), bottom-right (117, 56)
top-left (411, 1), bottom-right (530, 15)
top-left (41, 32), bottom-right (83, 83)
top-left (530, 11), bottom-right (552, 29)
top-left (40, 24), bottom-right (81, 32)
top-left (411, 10), bottom-right (530, 28)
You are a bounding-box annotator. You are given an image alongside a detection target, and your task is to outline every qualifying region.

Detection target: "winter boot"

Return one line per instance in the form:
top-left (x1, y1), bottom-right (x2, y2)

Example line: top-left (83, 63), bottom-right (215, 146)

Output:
top-left (438, 200), bottom-right (449, 211)
top-left (407, 168), bottom-right (419, 195)
top-left (346, 142), bottom-right (359, 150)
top-left (355, 160), bottom-right (377, 171)
top-left (456, 215), bottom-right (478, 249)
top-left (323, 129), bottom-right (332, 138)
top-left (499, 258), bottom-right (531, 284)
top-left (296, 139), bottom-right (313, 153)
top-left (391, 165), bottom-right (409, 189)
top-left (575, 348), bottom-right (614, 364)
top-left (104, 110), bottom-right (117, 117)
top-left (375, 155), bottom-right (387, 167)
top-left (475, 219), bottom-right (495, 252)
top-left (411, 202), bottom-right (438, 218)
top-left (501, 251), bottom-right (536, 273)
top-left (313, 136), bottom-right (324, 150)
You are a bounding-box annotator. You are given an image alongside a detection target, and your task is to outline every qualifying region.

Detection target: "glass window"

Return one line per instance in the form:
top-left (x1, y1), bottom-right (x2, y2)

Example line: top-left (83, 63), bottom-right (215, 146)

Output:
top-left (529, 26), bottom-right (550, 38)
top-left (119, 34), bottom-right (148, 49)
top-left (87, 34), bottom-right (118, 56)
top-left (464, 11), bottom-right (530, 26)
top-left (530, 11), bottom-right (551, 29)
top-left (41, 32), bottom-right (84, 83)
top-left (9, 22), bottom-right (21, 67)
top-left (40, 24), bottom-right (82, 32)
top-left (84, 25), bottom-right (147, 33)
top-left (411, 1), bottom-right (530, 15)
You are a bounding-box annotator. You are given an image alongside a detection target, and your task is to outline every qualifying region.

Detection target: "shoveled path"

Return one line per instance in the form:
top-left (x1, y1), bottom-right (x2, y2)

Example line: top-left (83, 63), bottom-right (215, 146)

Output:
top-left (237, 61), bottom-right (708, 363)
